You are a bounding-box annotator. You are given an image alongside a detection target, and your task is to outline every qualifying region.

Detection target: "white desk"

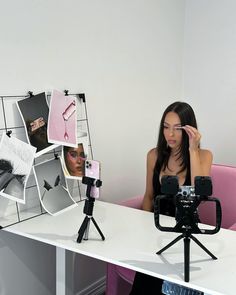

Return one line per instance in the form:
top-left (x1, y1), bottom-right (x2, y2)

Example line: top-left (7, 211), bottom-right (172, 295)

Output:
top-left (4, 200), bottom-right (236, 295)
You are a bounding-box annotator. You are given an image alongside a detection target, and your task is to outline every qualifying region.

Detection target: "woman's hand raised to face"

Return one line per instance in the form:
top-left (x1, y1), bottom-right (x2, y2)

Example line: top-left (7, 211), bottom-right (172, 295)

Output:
top-left (182, 125), bottom-right (201, 151)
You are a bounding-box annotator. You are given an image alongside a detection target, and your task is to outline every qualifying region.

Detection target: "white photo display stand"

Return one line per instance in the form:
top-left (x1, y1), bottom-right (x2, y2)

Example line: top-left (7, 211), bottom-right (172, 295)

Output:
top-left (0, 91), bottom-right (93, 228)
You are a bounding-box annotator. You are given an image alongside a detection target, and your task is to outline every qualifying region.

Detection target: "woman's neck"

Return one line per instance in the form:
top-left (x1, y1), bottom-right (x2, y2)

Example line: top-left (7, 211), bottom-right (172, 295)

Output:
top-left (170, 147), bottom-right (181, 160)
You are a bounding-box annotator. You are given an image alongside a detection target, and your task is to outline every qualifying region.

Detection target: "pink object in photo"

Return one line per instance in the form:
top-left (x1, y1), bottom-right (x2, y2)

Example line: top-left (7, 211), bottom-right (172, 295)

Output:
top-left (48, 90), bottom-right (77, 147)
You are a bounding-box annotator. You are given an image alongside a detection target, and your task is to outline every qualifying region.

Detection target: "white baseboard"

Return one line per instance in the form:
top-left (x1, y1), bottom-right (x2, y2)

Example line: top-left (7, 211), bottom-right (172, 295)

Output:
top-left (76, 276), bottom-right (106, 295)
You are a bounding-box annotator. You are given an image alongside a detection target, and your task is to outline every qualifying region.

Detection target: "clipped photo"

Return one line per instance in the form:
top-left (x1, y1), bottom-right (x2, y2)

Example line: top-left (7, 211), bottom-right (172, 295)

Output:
top-left (47, 89), bottom-right (77, 147)
top-left (0, 133), bottom-right (36, 204)
top-left (77, 120), bottom-right (88, 139)
top-left (62, 136), bottom-right (89, 179)
top-left (33, 157), bottom-right (76, 216)
top-left (16, 92), bottom-right (56, 157)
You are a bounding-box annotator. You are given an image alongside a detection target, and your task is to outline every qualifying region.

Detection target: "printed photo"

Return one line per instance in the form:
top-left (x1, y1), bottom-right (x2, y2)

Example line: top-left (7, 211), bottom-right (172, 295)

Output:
top-left (76, 94), bottom-right (86, 120)
top-left (77, 120), bottom-right (88, 139)
top-left (16, 92), bottom-right (56, 157)
top-left (47, 89), bottom-right (77, 147)
top-left (62, 136), bottom-right (89, 179)
top-left (33, 157), bottom-right (76, 216)
top-left (0, 133), bottom-right (36, 203)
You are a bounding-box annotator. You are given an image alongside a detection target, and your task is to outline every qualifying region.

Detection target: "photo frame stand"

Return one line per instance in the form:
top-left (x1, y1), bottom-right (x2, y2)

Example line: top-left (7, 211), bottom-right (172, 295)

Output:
top-left (0, 90), bottom-right (94, 228)
top-left (77, 176), bottom-right (105, 243)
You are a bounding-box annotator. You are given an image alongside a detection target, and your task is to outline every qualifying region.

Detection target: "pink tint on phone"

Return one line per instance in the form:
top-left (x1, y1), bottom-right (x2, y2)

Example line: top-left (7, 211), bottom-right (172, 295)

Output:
top-left (85, 160), bottom-right (101, 198)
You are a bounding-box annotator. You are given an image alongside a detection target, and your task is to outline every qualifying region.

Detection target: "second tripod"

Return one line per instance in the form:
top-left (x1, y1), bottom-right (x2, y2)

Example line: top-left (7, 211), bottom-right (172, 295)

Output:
top-left (77, 176), bottom-right (105, 243)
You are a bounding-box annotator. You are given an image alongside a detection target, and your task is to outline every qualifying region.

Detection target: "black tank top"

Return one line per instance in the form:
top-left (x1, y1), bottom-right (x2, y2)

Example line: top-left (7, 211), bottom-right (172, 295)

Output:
top-left (153, 162), bottom-right (191, 216)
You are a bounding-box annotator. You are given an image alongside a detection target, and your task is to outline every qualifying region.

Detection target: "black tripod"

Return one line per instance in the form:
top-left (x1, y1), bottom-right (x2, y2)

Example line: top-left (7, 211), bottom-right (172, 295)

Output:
top-left (77, 176), bottom-right (105, 243)
top-left (154, 176), bottom-right (222, 282)
top-left (156, 227), bottom-right (217, 282)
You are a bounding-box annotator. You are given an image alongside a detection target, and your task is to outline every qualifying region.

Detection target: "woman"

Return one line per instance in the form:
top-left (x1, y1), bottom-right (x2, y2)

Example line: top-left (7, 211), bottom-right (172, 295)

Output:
top-left (130, 101), bottom-right (212, 294)
top-left (63, 143), bottom-right (86, 177)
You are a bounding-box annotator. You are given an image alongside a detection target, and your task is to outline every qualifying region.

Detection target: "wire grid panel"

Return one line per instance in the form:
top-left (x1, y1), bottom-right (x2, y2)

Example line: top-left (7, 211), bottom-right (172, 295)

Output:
top-left (0, 92), bottom-right (93, 228)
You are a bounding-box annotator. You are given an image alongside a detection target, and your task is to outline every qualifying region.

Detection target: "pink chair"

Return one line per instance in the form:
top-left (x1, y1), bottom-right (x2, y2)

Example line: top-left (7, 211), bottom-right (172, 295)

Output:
top-left (106, 164), bottom-right (236, 295)
top-left (105, 196), bottom-right (143, 295)
top-left (198, 164), bottom-right (236, 229)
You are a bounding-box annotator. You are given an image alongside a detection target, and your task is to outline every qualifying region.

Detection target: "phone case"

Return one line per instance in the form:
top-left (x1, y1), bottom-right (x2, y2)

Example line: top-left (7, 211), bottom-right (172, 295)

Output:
top-left (85, 160), bottom-right (100, 198)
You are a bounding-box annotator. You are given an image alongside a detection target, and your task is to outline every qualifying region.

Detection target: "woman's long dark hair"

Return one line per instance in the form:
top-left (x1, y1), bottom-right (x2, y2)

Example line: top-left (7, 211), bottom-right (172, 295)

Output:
top-left (155, 101), bottom-right (198, 175)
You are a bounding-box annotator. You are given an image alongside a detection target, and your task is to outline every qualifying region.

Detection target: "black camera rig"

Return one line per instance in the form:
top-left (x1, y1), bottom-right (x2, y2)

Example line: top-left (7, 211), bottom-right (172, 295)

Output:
top-left (154, 176), bottom-right (222, 282)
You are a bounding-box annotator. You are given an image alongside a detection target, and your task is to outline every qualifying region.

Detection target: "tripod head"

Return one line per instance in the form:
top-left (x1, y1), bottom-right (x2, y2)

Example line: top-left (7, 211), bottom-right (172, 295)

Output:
top-left (82, 176), bottom-right (102, 199)
top-left (154, 176), bottom-right (222, 235)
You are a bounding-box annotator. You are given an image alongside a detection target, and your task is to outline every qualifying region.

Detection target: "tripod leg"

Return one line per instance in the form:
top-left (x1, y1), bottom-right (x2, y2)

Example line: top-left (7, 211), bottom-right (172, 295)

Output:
top-left (184, 237), bottom-right (190, 282)
top-left (91, 217), bottom-right (105, 241)
top-left (77, 216), bottom-right (89, 243)
top-left (83, 218), bottom-right (91, 240)
top-left (190, 235), bottom-right (217, 260)
top-left (156, 234), bottom-right (183, 255)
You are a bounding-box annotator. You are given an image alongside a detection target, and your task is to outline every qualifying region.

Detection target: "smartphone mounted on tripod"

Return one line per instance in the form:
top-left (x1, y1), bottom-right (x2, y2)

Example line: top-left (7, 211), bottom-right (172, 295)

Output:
top-left (84, 160), bottom-right (101, 199)
top-left (77, 159), bottom-right (104, 243)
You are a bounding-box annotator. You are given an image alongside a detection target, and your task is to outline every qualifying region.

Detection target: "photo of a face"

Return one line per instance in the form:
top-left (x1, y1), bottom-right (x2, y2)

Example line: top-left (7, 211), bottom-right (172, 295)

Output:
top-left (63, 144), bottom-right (86, 178)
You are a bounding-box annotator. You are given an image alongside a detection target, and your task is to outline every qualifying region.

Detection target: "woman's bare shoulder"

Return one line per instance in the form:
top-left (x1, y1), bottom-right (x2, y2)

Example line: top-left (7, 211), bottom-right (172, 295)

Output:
top-left (147, 148), bottom-right (158, 165)
top-left (199, 148), bottom-right (213, 161)
top-left (147, 147), bottom-right (157, 156)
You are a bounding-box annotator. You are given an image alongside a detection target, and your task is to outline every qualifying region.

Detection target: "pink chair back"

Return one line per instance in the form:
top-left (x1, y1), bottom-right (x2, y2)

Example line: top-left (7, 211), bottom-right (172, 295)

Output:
top-left (117, 195), bottom-right (143, 209)
top-left (198, 164), bottom-right (236, 229)
top-left (106, 196), bottom-right (143, 295)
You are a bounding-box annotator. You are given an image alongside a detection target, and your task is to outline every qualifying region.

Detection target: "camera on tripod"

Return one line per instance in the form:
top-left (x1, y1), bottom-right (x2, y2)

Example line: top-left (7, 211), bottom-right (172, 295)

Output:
top-left (175, 186), bottom-right (199, 225)
top-left (178, 185), bottom-right (195, 197)
top-left (154, 175), bottom-right (222, 282)
top-left (154, 175), bottom-right (222, 235)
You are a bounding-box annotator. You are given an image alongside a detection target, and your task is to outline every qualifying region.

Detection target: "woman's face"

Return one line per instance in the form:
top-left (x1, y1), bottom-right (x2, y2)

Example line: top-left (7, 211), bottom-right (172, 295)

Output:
top-left (65, 144), bottom-right (86, 177)
top-left (163, 112), bottom-right (183, 150)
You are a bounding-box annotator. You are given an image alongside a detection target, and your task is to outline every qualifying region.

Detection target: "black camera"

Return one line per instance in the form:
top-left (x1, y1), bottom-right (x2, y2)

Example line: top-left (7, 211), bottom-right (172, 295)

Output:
top-left (155, 175), bottom-right (222, 235)
top-left (175, 186), bottom-right (200, 225)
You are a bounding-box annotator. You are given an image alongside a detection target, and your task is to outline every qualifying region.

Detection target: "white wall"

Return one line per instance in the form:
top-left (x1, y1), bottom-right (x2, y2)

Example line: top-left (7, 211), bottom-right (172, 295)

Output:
top-left (183, 0), bottom-right (236, 166)
top-left (0, 0), bottom-right (185, 203)
top-left (0, 1), bottom-right (185, 294)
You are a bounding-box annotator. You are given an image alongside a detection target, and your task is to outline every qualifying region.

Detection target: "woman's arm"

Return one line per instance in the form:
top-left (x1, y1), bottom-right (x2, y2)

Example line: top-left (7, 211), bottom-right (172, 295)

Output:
top-left (189, 149), bottom-right (213, 184)
top-left (182, 125), bottom-right (213, 184)
top-left (142, 148), bottom-right (157, 211)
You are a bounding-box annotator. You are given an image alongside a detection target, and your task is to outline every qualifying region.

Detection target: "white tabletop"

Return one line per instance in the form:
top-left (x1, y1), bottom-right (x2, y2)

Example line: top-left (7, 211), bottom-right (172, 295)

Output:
top-left (4, 200), bottom-right (236, 295)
